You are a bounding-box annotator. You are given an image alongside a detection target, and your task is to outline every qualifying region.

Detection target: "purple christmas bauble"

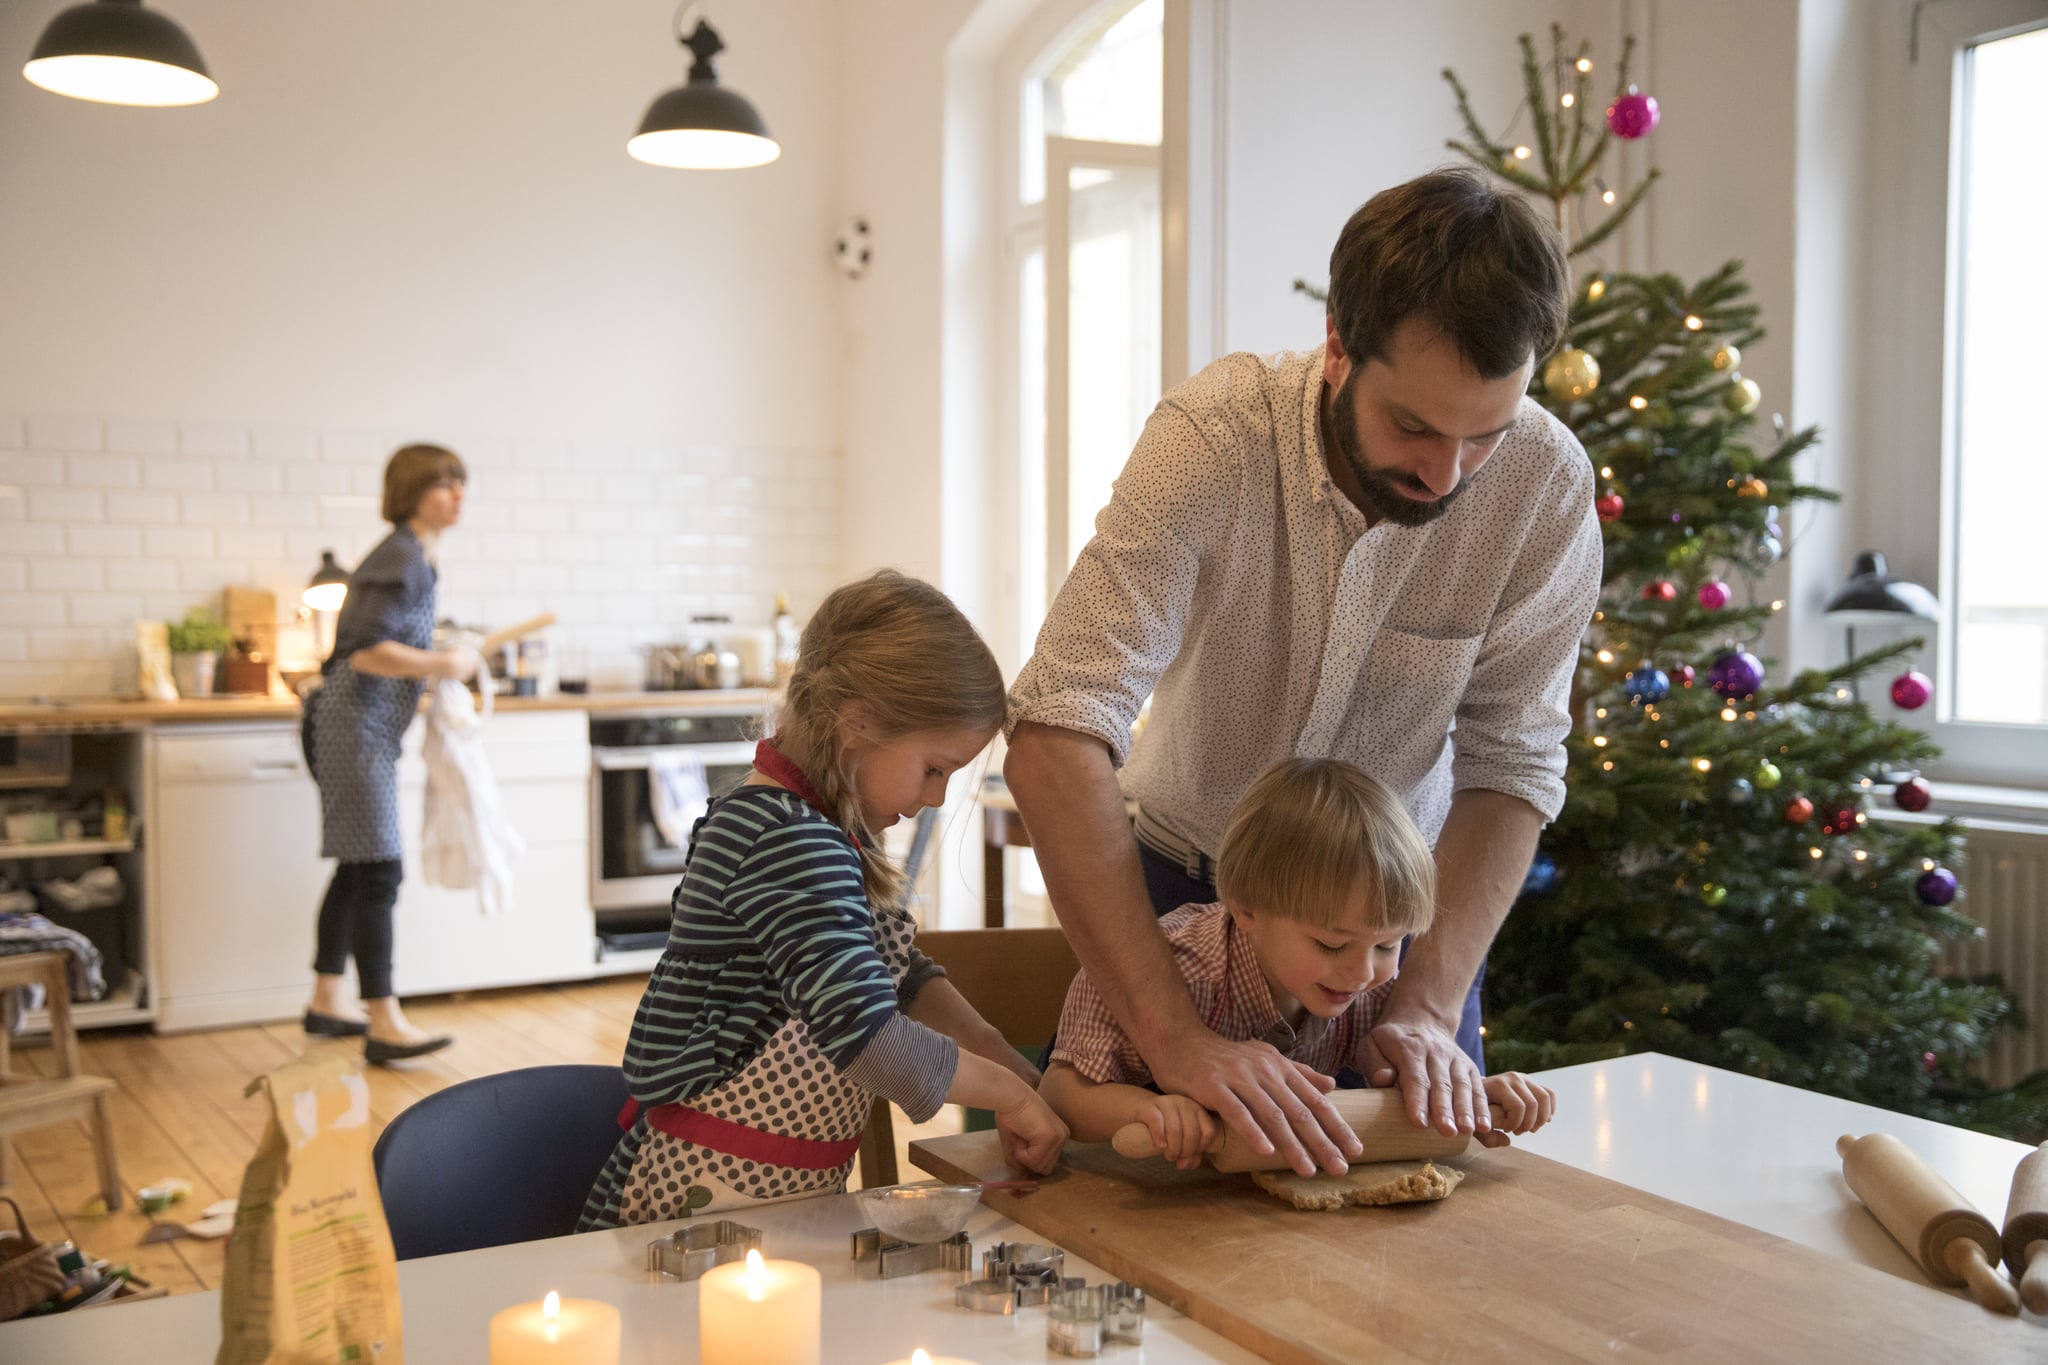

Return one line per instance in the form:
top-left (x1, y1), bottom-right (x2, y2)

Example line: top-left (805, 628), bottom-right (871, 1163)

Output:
top-left (1894, 777), bottom-right (1932, 813)
top-left (1890, 670), bottom-right (1932, 711)
top-left (1916, 866), bottom-right (1958, 906)
top-left (1708, 648), bottom-right (1764, 701)
top-left (1697, 580), bottom-right (1731, 611)
top-left (1606, 90), bottom-right (1661, 140)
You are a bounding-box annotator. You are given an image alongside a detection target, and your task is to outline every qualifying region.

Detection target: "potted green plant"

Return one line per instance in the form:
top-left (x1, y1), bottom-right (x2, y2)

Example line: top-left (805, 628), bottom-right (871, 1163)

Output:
top-left (165, 607), bottom-right (232, 698)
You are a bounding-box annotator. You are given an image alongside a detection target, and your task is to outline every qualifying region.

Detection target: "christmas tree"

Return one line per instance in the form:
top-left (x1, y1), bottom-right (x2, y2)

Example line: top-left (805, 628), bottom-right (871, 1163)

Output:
top-left (1306, 27), bottom-right (2046, 1137)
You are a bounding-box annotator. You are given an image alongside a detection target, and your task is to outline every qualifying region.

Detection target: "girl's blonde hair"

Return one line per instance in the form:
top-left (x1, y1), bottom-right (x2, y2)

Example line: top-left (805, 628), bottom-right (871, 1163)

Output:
top-left (1216, 758), bottom-right (1437, 937)
top-left (382, 443), bottom-right (466, 524)
top-left (771, 570), bottom-right (1007, 903)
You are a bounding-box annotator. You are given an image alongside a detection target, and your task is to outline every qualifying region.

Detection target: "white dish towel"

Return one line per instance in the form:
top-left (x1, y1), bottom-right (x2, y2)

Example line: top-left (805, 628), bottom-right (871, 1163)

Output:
top-left (421, 677), bottom-right (526, 916)
top-left (648, 750), bottom-right (710, 849)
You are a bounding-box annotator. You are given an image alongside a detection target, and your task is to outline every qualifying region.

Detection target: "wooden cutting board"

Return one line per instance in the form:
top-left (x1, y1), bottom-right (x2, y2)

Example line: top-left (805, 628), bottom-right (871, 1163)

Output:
top-left (911, 1132), bottom-right (2040, 1364)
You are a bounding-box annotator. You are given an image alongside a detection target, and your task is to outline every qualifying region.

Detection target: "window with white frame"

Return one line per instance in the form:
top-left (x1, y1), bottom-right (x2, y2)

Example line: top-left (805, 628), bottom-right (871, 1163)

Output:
top-left (1945, 23), bottom-right (2048, 728)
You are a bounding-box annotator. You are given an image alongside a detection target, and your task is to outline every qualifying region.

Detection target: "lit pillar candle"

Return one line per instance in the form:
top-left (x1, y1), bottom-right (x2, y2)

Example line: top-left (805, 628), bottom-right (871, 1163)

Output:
top-left (881, 1351), bottom-right (983, 1365)
top-left (488, 1291), bottom-right (621, 1364)
top-left (699, 1248), bottom-right (822, 1365)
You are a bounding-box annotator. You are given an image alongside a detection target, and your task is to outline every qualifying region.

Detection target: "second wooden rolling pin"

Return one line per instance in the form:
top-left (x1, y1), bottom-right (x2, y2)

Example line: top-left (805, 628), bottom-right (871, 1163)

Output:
top-left (2002, 1139), bottom-right (2048, 1315)
top-left (1111, 1089), bottom-right (1506, 1172)
top-left (1836, 1132), bottom-right (2018, 1314)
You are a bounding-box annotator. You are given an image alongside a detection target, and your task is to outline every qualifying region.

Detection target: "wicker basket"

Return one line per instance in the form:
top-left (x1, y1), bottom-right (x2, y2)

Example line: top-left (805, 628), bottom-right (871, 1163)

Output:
top-left (0, 1195), bottom-right (66, 1323)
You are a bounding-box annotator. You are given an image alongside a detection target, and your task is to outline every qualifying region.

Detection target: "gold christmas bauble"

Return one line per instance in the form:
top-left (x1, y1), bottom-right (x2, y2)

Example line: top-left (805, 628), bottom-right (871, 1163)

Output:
top-left (1723, 375), bottom-right (1762, 415)
top-left (1736, 475), bottom-right (1769, 499)
top-left (1543, 348), bottom-right (1602, 401)
top-left (1712, 342), bottom-right (1741, 372)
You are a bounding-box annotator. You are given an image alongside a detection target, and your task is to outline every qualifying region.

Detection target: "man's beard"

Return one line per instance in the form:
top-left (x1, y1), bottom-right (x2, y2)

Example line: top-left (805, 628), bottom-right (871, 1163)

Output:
top-left (1329, 374), bottom-right (1467, 527)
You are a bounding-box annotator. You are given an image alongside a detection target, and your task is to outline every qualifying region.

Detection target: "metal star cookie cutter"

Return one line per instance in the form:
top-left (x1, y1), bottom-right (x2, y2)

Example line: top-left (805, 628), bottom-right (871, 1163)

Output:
top-left (850, 1227), bottom-right (974, 1279)
top-left (646, 1220), bottom-right (763, 1280)
top-left (1046, 1281), bottom-right (1146, 1356)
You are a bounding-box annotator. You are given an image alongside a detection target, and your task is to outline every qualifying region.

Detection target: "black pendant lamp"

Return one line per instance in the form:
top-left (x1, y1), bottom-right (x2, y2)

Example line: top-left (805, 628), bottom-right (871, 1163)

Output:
top-left (22, 0), bottom-right (218, 107)
top-left (1824, 551), bottom-right (1939, 622)
top-left (628, 16), bottom-right (779, 170)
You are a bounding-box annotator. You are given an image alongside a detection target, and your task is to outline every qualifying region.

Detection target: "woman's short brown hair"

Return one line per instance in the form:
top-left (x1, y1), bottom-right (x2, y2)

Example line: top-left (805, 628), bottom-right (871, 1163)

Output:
top-left (1216, 758), bottom-right (1436, 936)
top-left (381, 443), bottom-right (466, 524)
top-left (1326, 167), bottom-right (1569, 380)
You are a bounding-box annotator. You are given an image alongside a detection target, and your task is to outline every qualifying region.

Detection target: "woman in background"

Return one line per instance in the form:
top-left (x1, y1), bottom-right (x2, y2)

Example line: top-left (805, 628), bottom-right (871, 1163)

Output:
top-left (301, 444), bottom-right (480, 1065)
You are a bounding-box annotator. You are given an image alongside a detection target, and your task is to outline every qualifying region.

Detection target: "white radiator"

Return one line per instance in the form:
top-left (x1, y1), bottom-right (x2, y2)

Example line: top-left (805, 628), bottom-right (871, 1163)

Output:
top-left (1943, 819), bottom-right (2048, 1088)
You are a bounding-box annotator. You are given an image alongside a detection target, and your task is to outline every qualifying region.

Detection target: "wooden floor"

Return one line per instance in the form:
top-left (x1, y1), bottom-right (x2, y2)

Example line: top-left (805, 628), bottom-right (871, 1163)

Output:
top-left (0, 976), bottom-right (961, 1298)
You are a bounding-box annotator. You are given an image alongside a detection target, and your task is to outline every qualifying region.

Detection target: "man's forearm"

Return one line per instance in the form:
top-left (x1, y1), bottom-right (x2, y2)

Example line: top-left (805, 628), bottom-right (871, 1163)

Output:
top-left (1386, 788), bottom-right (1544, 1029)
top-left (1003, 722), bottom-right (1203, 1055)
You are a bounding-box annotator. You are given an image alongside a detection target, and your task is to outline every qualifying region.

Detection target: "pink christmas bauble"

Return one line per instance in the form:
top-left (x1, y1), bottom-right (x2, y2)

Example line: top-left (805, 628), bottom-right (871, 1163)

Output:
top-left (1606, 90), bottom-right (1660, 140)
top-left (1890, 670), bottom-right (1932, 711)
top-left (1697, 580), bottom-right (1731, 611)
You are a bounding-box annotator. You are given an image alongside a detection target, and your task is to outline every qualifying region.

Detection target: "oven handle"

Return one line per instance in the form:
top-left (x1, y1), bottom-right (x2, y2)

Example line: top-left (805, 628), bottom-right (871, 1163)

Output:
top-left (591, 744), bottom-right (758, 773)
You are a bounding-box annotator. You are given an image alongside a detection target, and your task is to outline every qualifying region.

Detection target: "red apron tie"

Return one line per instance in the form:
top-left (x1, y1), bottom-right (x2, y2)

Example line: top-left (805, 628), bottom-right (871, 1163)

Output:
top-left (617, 1097), bottom-right (864, 1171)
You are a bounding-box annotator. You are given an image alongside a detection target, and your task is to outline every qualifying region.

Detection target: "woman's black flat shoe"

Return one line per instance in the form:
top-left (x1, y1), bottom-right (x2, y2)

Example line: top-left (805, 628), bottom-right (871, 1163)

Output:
top-left (365, 1034), bottom-right (453, 1066)
top-left (303, 1010), bottom-right (370, 1037)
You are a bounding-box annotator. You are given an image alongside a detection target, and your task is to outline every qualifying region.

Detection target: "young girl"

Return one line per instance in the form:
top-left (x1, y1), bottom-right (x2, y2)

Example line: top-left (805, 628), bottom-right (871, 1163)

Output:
top-left (581, 571), bottom-right (1068, 1229)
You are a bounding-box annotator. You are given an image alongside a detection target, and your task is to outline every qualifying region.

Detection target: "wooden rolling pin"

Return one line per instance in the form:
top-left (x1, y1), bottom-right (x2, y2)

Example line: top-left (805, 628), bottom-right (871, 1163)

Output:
top-left (1111, 1090), bottom-right (1506, 1172)
top-left (2002, 1140), bottom-right (2048, 1315)
top-left (478, 611), bottom-right (557, 656)
top-left (1837, 1132), bottom-right (2018, 1314)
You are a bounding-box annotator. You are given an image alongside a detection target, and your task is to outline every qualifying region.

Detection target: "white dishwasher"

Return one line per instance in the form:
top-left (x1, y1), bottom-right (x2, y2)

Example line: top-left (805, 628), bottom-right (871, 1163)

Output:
top-left (151, 722), bottom-right (327, 1031)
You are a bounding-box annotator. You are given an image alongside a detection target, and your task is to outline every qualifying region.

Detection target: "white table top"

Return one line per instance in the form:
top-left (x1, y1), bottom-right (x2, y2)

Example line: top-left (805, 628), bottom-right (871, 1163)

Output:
top-left (7, 1053), bottom-right (2037, 1361)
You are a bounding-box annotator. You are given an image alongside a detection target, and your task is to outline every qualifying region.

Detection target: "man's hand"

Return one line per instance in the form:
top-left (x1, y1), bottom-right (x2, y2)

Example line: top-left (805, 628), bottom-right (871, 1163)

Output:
top-left (1359, 1012), bottom-right (1489, 1139)
top-left (1148, 1030), bottom-right (1360, 1176)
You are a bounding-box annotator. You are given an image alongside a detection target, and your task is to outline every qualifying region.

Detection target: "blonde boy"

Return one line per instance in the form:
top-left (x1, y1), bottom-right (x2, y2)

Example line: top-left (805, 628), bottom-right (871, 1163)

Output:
top-left (1041, 758), bottom-right (1554, 1165)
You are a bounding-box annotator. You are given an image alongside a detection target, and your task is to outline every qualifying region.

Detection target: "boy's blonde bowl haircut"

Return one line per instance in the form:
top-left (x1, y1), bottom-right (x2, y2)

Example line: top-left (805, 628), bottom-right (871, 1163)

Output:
top-left (1215, 758), bottom-right (1437, 937)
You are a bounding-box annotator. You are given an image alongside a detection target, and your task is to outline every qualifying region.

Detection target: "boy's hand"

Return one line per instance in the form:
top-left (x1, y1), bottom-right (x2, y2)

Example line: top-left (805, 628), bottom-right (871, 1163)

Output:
top-left (1140, 1094), bottom-right (1220, 1170)
top-left (1473, 1071), bottom-right (1556, 1148)
top-left (995, 1091), bottom-right (1070, 1175)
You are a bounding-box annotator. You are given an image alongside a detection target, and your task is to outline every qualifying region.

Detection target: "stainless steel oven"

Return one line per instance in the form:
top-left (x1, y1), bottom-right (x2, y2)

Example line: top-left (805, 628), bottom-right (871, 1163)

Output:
top-left (589, 711), bottom-right (758, 946)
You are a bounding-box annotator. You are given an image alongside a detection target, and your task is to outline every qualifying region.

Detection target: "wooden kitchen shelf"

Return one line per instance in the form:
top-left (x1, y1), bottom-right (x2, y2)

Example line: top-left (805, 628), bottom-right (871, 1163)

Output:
top-left (0, 837), bottom-right (136, 862)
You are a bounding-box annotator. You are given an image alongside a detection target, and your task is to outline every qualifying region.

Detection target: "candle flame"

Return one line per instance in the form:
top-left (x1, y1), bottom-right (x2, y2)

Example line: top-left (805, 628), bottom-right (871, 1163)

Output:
top-left (913, 1353), bottom-right (934, 1365)
top-left (744, 1247), bottom-right (767, 1300)
top-left (543, 1291), bottom-right (559, 1321)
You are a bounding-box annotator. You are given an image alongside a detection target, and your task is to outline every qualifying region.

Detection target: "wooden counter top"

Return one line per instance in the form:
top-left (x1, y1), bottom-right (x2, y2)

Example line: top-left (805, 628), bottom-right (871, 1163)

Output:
top-left (0, 688), bottom-right (773, 728)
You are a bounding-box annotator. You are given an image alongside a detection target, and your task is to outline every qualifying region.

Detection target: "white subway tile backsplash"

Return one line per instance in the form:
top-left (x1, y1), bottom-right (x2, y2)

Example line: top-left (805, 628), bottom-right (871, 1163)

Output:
top-left (512, 563), bottom-right (572, 595)
top-left (180, 561), bottom-right (249, 594)
top-left (26, 415), bottom-right (102, 452)
top-left (512, 439), bottom-right (574, 470)
top-left (103, 417), bottom-right (179, 456)
top-left (0, 629), bottom-right (24, 662)
top-left (9, 525), bottom-right (65, 557)
top-left (351, 464), bottom-right (386, 498)
top-left (178, 423), bottom-right (250, 459)
top-left (572, 504), bottom-right (630, 533)
top-left (30, 626), bottom-right (112, 661)
top-left (0, 560), bottom-right (21, 591)
top-left (67, 525), bottom-right (141, 558)
top-left (143, 458), bottom-right (215, 492)
top-left (286, 464), bottom-right (356, 496)
top-left (477, 470), bottom-right (539, 502)
top-left (29, 488), bottom-right (103, 524)
top-left (66, 453), bottom-right (142, 489)
top-left (0, 416), bottom-right (23, 449)
top-left (251, 425), bottom-right (318, 463)
top-left (107, 560), bottom-right (176, 591)
top-left (513, 503), bottom-right (571, 533)
top-left (0, 592), bottom-right (66, 626)
top-left (251, 493), bottom-right (320, 527)
top-left (105, 490), bottom-right (181, 524)
top-left (0, 452), bottom-right (65, 487)
top-left (215, 528), bottom-right (285, 561)
top-left (319, 498), bottom-right (380, 530)
top-left (67, 593), bottom-right (144, 627)
top-left (319, 430), bottom-right (387, 464)
top-left (543, 472), bottom-right (599, 503)
top-left (181, 493), bottom-right (250, 526)
top-left (214, 461), bottom-right (284, 494)
top-left (145, 526), bottom-right (214, 559)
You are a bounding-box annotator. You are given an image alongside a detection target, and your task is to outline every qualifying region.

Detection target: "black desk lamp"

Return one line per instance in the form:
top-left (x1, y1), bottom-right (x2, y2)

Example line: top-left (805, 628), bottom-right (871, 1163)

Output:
top-left (1824, 551), bottom-right (1938, 702)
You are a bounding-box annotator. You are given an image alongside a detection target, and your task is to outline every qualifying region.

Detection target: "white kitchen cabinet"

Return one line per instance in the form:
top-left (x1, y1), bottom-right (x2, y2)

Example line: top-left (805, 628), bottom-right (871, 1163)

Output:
top-left (150, 709), bottom-right (598, 1030)
top-left (151, 723), bottom-right (326, 1031)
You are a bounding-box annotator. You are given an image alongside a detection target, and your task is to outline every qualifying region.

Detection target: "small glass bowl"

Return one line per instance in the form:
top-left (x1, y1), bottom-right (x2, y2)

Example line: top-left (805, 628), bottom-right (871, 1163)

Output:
top-left (856, 1182), bottom-right (986, 1243)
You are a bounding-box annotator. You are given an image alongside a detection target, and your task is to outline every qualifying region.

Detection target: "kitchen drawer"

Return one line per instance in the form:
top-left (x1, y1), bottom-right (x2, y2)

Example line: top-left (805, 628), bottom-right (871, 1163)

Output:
top-left (390, 842), bottom-right (592, 996)
top-left (396, 709), bottom-right (589, 785)
top-left (153, 723), bottom-right (307, 784)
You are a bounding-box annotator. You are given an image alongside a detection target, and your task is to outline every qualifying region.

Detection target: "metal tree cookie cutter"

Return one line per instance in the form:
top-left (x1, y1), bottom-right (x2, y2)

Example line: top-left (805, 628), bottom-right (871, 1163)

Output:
top-left (849, 1227), bottom-right (974, 1280)
top-left (646, 1220), bottom-right (763, 1280)
top-left (1046, 1281), bottom-right (1147, 1357)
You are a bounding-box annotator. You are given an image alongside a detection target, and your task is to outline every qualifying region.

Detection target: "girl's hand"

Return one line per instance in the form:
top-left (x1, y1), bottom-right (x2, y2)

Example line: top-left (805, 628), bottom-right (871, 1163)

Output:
top-left (995, 1090), bottom-right (1070, 1175)
top-left (1141, 1094), bottom-right (1219, 1170)
top-left (1479, 1071), bottom-right (1556, 1144)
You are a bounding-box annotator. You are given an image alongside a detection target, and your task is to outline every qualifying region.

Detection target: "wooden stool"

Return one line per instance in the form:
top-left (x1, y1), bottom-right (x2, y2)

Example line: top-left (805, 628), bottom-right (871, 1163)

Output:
top-left (0, 952), bottom-right (121, 1210)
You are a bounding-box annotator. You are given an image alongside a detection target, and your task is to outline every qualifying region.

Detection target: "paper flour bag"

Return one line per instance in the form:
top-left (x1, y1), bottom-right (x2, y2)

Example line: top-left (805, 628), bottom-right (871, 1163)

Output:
top-left (217, 1051), bottom-right (403, 1364)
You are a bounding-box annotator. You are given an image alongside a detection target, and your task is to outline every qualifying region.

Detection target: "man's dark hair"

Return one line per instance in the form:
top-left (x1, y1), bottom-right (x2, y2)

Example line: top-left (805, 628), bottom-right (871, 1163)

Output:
top-left (1326, 168), bottom-right (1569, 380)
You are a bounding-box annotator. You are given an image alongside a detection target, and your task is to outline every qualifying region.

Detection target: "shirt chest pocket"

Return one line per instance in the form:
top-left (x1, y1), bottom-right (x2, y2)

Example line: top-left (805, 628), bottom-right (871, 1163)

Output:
top-left (1350, 628), bottom-right (1485, 783)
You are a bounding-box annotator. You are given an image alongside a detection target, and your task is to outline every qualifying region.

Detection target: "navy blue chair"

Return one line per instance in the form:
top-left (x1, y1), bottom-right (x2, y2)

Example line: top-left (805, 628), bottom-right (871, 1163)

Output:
top-left (372, 1064), bottom-right (629, 1259)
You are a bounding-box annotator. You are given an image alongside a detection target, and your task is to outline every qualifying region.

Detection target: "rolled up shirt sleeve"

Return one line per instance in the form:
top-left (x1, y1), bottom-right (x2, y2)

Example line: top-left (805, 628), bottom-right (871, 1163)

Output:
top-left (1007, 401), bottom-right (1239, 767)
top-left (1450, 453), bottom-right (1602, 821)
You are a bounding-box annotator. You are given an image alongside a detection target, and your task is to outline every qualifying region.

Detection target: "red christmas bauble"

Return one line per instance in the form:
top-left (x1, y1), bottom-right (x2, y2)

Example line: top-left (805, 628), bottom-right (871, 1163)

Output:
top-left (1675, 664), bottom-right (1696, 688)
top-left (1596, 493), bottom-right (1625, 522)
top-left (1642, 579), bottom-right (1677, 601)
top-left (1894, 777), bottom-right (1932, 812)
top-left (1821, 805), bottom-right (1861, 837)
top-left (1890, 670), bottom-right (1932, 711)
top-left (1606, 90), bottom-right (1660, 139)
top-left (1783, 795), bottom-right (1815, 825)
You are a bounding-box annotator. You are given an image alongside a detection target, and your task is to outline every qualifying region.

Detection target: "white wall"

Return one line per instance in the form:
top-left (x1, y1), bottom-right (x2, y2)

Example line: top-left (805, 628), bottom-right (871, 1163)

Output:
top-left (0, 0), bottom-right (844, 694)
